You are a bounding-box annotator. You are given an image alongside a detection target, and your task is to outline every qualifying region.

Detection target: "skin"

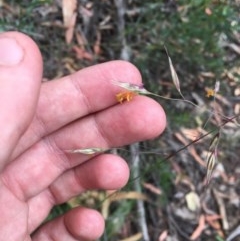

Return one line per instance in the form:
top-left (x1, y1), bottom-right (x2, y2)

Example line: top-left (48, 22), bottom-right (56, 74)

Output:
top-left (0, 31), bottom-right (166, 241)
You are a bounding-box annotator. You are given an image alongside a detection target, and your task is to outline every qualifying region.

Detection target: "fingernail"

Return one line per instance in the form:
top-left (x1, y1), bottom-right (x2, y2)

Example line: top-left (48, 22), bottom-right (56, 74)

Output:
top-left (0, 37), bottom-right (24, 66)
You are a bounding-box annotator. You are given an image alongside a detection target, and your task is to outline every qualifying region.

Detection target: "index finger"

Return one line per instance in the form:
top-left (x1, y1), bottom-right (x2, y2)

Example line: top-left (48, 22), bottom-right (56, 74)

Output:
top-left (11, 60), bottom-right (142, 159)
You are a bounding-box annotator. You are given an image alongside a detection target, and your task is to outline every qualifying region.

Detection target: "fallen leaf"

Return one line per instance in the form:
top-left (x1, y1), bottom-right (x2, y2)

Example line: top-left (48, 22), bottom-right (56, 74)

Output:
top-left (109, 191), bottom-right (148, 202)
top-left (174, 132), bottom-right (206, 167)
top-left (143, 182), bottom-right (162, 195)
top-left (158, 230), bottom-right (168, 241)
top-left (180, 127), bottom-right (206, 141)
top-left (205, 214), bottom-right (222, 230)
top-left (213, 189), bottom-right (229, 231)
top-left (119, 233), bottom-right (143, 241)
top-left (190, 215), bottom-right (205, 240)
top-left (72, 45), bottom-right (93, 60)
top-left (185, 191), bottom-right (201, 212)
top-left (94, 31), bottom-right (101, 55)
top-left (62, 0), bottom-right (77, 43)
top-left (62, 0), bottom-right (77, 27)
top-left (76, 31), bottom-right (87, 47)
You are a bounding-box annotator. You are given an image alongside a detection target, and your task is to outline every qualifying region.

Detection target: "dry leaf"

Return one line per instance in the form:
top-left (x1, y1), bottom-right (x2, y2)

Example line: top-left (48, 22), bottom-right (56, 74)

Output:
top-left (62, 0), bottom-right (77, 43)
top-left (72, 45), bottom-right (93, 61)
top-left (175, 207), bottom-right (197, 220)
top-left (205, 214), bottom-right (222, 230)
top-left (158, 230), bottom-right (168, 241)
top-left (76, 31), bottom-right (87, 47)
top-left (102, 191), bottom-right (148, 219)
top-left (119, 233), bottom-right (143, 241)
top-left (180, 127), bottom-right (205, 141)
top-left (174, 132), bottom-right (206, 167)
top-left (109, 191), bottom-right (148, 202)
top-left (213, 189), bottom-right (229, 231)
top-left (62, 0), bottom-right (77, 27)
top-left (185, 191), bottom-right (201, 212)
top-left (190, 215), bottom-right (205, 240)
top-left (143, 182), bottom-right (162, 195)
top-left (226, 43), bottom-right (240, 55)
top-left (94, 31), bottom-right (101, 55)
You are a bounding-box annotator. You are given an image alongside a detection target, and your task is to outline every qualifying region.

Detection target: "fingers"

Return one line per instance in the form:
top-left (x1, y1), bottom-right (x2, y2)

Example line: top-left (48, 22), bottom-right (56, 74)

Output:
top-left (27, 154), bottom-right (128, 232)
top-left (32, 207), bottom-right (104, 241)
top-left (11, 60), bottom-right (142, 159)
top-left (2, 97), bottom-right (165, 201)
top-left (0, 31), bottom-right (42, 169)
top-left (49, 154), bottom-right (130, 204)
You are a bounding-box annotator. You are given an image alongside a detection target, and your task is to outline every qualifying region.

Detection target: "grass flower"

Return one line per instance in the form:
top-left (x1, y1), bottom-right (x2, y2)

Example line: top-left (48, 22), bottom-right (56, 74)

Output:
top-left (206, 81), bottom-right (220, 98)
top-left (113, 80), bottom-right (152, 103)
top-left (206, 88), bottom-right (215, 98)
top-left (113, 79), bottom-right (199, 108)
top-left (116, 91), bottom-right (137, 103)
top-left (112, 48), bottom-right (197, 107)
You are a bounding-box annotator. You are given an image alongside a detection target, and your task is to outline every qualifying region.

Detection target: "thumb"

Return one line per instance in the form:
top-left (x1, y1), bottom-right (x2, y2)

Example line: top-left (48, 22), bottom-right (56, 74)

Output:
top-left (0, 32), bottom-right (42, 169)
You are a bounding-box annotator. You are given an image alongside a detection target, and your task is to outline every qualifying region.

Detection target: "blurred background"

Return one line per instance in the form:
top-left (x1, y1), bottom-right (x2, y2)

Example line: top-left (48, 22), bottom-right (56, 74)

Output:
top-left (1, 1), bottom-right (240, 240)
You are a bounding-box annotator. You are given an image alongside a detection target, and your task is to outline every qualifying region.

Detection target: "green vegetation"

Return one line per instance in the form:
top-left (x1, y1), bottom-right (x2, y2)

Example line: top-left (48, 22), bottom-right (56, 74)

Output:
top-left (0, 0), bottom-right (52, 33)
top-left (128, 0), bottom-right (239, 77)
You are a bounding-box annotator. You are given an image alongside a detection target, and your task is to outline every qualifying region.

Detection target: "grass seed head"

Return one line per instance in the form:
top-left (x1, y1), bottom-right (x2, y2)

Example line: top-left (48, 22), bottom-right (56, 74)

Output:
top-left (113, 80), bottom-right (151, 103)
top-left (65, 147), bottom-right (107, 154)
top-left (164, 46), bottom-right (185, 99)
top-left (112, 80), bottom-right (150, 95)
top-left (206, 150), bottom-right (217, 184)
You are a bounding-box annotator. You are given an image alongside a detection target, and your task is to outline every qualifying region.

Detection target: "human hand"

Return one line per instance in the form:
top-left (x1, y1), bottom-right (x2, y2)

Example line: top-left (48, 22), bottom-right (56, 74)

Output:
top-left (0, 31), bottom-right (166, 241)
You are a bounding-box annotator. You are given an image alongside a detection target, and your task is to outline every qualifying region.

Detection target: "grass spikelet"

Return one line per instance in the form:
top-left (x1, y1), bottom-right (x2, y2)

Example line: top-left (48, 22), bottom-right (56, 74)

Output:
top-left (112, 80), bottom-right (150, 95)
top-left (164, 46), bottom-right (185, 99)
top-left (65, 147), bottom-right (107, 155)
top-left (209, 132), bottom-right (220, 151)
top-left (206, 150), bottom-right (217, 185)
top-left (205, 132), bottom-right (220, 184)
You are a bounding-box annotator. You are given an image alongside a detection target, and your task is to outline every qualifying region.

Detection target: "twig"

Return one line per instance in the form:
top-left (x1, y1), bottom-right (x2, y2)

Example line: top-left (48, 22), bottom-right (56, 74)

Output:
top-left (174, 132), bottom-right (206, 167)
top-left (212, 188), bottom-right (229, 231)
top-left (114, 0), bottom-right (131, 61)
top-left (131, 143), bottom-right (150, 241)
top-left (226, 225), bottom-right (240, 241)
top-left (114, 0), bottom-right (149, 240)
top-left (163, 115), bottom-right (239, 163)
